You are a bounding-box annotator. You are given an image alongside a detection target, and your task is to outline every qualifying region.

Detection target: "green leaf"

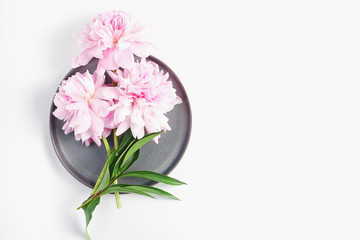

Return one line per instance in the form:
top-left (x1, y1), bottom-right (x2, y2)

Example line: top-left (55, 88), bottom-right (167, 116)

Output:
top-left (97, 165), bottom-right (110, 192)
top-left (119, 129), bottom-right (134, 148)
top-left (82, 197), bottom-right (100, 240)
top-left (120, 184), bottom-right (180, 200)
top-left (122, 132), bottom-right (163, 167)
top-left (106, 154), bottom-right (117, 171)
top-left (111, 138), bottom-right (136, 177)
top-left (117, 149), bottom-right (140, 175)
top-left (100, 185), bottom-right (155, 199)
top-left (115, 132), bottom-right (162, 176)
top-left (119, 171), bottom-right (186, 186)
top-left (112, 132), bottom-right (162, 177)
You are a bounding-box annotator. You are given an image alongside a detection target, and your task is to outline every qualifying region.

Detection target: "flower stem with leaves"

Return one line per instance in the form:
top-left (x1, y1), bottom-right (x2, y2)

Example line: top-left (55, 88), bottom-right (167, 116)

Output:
top-left (78, 130), bottom-right (186, 240)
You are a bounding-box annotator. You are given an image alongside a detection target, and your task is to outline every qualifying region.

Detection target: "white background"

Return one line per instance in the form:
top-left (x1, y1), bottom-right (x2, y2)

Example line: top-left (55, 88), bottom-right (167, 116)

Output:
top-left (1, 0), bottom-right (360, 239)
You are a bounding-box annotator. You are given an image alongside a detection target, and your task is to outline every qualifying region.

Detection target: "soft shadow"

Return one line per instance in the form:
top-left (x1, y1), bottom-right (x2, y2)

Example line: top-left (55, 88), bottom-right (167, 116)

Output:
top-left (32, 14), bottom-right (90, 238)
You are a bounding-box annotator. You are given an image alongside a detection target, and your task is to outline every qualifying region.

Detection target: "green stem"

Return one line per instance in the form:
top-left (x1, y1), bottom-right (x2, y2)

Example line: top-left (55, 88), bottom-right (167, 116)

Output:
top-left (78, 192), bottom-right (100, 210)
top-left (79, 148), bottom-right (126, 209)
top-left (79, 134), bottom-right (127, 210)
top-left (78, 169), bottom-right (125, 210)
top-left (103, 137), bottom-right (111, 156)
top-left (91, 137), bottom-right (111, 195)
top-left (114, 179), bottom-right (121, 208)
top-left (113, 129), bottom-right (121, 208)
top-left (113, 130), bottom-right (119, 149)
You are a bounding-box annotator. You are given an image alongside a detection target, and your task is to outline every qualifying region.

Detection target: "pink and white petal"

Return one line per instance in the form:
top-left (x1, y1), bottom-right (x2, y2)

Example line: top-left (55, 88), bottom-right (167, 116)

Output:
top-left (113, 104), bottom-right (131, 124)
top-left (98, 48), bottom-right (119, 71)
top-left (70, 109), bottom-right (92, 134)
top-left (53, 93), bottom-right (69, 107)
top-left (72, 46), bottom-right (104, 68)
top-left (156, 113), bottom-right (171, 131)
top-left (64, 127), bottom-right (73, 135)
top-left (80, 128), bottom-right (93, 142)
top-left (81, 71), bottom-right (96, 95)
top-left (144, 124), bottom-right (161, 144)
top-left (92, 136), bottom-right (102, 147)
top-left (65, 101), bottom-right (88, 111)
top-left (62, 116), bottom-right (74, 134)
top-left (175, 96), bottom-right (183, 105)
top-left (132, 23), bottom-right (152, 42)
top-left (62, 81), bottom-right (85, 102)
top-left (130, 122), bottom-right (144, 139)
top-left (152, 135), bottom-right (160, 144)
top-left (115, 117), bottom-right (130, 136)
top-left (102, 128), bottom-right (112, 138)
top-left (107, 69), bottom-right (124, 83)
top-left (53, 107), bottom-right (69, 120)
top-left (89, 98), bottom-right (111, 118)
top-left (143, 116), bottom-right (160, 132)
top-left (94, 25), bottom-right (114, 49)
top-left (116, 40), bottom-right (132, 50)
top-left (94, 86), bottom-right (121, 101)
top-left (90, 114), bottom-right (105, 137)
top-left (66, 116), bottom-right (85, 130)
top-left (103, 111), bottom-right (117, 129)
top-left (93, 67), bottom-right (106, 88)
top-left (107, 70), bottom-right (118, 83)
top-left (84, 139), bottom-right (91, 147)
top-left (129, 41), bottom-right (154, 58)
top-left (114, 48), bottom-right (134, 69)
top-left (75, 133), bottom-right (81, 141)
top-left (130, 106), bottom-right (145, 139)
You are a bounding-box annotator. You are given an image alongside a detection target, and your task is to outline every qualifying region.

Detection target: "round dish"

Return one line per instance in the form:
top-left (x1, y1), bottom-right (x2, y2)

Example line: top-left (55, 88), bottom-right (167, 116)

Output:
top-left (50, 56), bottom-right (191, 188)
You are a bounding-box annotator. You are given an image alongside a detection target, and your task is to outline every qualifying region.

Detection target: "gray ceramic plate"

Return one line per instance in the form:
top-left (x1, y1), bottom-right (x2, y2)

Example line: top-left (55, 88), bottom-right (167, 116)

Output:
top-left (50, 56), bottom-right (191, 188)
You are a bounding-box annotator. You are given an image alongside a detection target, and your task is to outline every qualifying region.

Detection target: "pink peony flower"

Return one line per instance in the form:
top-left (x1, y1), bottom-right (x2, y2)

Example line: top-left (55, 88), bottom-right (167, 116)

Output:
top-left (53, 71), bottom-right (119, 146)
top-left (72, 10), bottom-right (154, 72)
top-left (108, 59), bottom-right (182, 143)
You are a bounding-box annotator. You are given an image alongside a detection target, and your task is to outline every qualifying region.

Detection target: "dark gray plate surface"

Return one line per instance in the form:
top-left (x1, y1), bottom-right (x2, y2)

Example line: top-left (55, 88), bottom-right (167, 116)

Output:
top-left (50, 56), bottom-right (191, 188)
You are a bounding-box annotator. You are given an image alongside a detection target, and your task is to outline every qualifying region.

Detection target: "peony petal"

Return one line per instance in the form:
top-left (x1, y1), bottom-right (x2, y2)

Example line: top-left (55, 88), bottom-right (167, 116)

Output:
top-left (116, 40), bottom-right (132, 50)
top-left (115, 117), bottom-right (130, 136)
top-left (84, 139), bottom-right (91, 147)
top-left (107, 69), bottom-right (124, 83)
top-left (93, 67), bottom-right (106, 88)
top-left (130, 105), bottom-right (145, 139)
top-left (102, 128), bottom-right (112, 138)
top-left (103, 111), bottom-right (116, 129)
top-left (63, 74), bottom-right (93, 102)
top-left (92, 70), bottom-right (105, 89)
top-left (81, 71), bottom-right (96, 96)
top-left (114, 48), bottom-right (134, 69)
top-left (113, 101), bottom-right (132, 124)
top-left (79, 127), bottom-right (93, 142)
top-left (72, 109), bottom-right (92, 134)
top-left (152, 135), bottom-right (160, 144)
top-left (130, 122), bottom-right (144, 139)
top-left (75, 133), bottom-right (81, 141)
top-left (62, 114), bottom-right (74, 134)
top-left (92, 136), bottom-right (102, 147)
top-left (65, 101), bottom-right (88, 111)
top-left (89, 98), bottom-right (111, 118)
top-left (98, 48), bottom-right (118, 71)
top-left (130, 41), bottom-right (154, 58)
top-left (72, 46), bottom-right (104, 68)
top-left (94, 86), bottom-right (121, 101)
top-left (53, 107), bottom-right (68, 120)
top-left (91, 112), bottom-right (105, 135)
top-left (53, 92), bottom-right (69, 107)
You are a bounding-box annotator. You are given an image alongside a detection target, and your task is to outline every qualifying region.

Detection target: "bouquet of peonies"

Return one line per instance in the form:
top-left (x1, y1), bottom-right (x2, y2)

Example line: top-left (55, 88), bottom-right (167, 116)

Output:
top-left (52, 10), bottom-right (185, 239)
